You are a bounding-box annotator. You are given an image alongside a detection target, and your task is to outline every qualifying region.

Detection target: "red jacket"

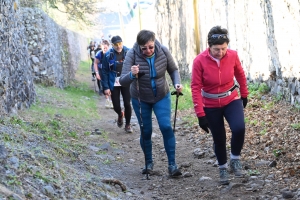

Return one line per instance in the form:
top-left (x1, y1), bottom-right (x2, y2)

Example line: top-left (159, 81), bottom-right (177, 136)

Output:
top-left (191, 48), bottom-right (249, 117)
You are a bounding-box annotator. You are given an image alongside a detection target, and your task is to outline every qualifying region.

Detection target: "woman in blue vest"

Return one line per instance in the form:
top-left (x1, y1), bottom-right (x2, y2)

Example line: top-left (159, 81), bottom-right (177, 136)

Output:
top-left (102, 36), bottom-right (133, 133)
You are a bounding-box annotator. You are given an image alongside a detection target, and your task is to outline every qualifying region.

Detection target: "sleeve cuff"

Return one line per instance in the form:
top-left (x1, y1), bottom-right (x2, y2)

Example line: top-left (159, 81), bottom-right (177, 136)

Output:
top-left (129, 72), bottom-right (136, 80)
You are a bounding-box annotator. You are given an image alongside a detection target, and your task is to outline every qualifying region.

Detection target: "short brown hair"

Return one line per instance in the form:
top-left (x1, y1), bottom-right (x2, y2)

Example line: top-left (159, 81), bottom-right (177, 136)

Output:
top-left (101, 40), bottom-right (110, 46)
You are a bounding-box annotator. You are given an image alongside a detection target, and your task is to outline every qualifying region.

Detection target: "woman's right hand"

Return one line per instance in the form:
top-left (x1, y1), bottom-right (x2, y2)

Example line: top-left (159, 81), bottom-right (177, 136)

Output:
top-left (131, 64), bottom-right (140, 76)
top-left (104, 89), bottom-right (111, 96)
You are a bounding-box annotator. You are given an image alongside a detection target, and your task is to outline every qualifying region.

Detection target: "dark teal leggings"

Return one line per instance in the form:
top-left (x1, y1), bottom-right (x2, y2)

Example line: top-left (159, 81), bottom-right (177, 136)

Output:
top-left (132, 93), bottom-right (176, 166)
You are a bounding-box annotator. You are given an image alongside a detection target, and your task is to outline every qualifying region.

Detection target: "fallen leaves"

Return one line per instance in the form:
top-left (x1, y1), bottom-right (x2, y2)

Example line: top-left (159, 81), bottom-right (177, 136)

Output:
top-left (179, 94), bottom-right (300, 183)
top-left (242, 96), bottom-right (300, 180)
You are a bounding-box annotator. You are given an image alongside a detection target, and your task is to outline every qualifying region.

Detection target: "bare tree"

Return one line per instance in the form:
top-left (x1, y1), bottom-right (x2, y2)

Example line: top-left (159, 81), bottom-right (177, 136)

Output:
top-left (19, 0), bottom-right (105, 25)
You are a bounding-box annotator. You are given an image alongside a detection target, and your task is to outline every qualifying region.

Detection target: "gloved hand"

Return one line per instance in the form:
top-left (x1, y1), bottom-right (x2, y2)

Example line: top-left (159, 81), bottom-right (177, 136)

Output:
top-left (198, 116), bottom-right (210, 133)
top-left (241, 97), bottom-right (248, 108)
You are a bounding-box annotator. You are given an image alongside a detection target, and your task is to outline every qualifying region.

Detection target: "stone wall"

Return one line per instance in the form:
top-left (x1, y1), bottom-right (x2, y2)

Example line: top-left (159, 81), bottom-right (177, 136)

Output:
top-left (0, 0), bottom-right (35, 114)
top-left (155, 0), bottom-right (300, 105)
top-left (0, 1), bottom-right (89, 114)
top-left (22, 8), bottom-right (88, 88)
top-left (60, 28), bottom-right (87, 87)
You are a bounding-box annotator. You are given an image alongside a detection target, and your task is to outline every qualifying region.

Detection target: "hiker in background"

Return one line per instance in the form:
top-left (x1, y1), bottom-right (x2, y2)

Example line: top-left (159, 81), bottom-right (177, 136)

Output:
top-left (90, 46), bottom-right (96, 81)
top-left (94, 40), bottom-right (113, 108)
top-left (93, 43), bottom-right (105, 95)
top-left (87, 41), bottom-right (95, 77)
top-left (87, 41), bottom-right (95, 51)
top-left (191, 26), bottom-right (249, 185)
top-left (102, 36), bottom-right (133, 133)
top-left (95, 44), bottom-right (102, 55)
top-left (119, 30), bottom-right (183, 177)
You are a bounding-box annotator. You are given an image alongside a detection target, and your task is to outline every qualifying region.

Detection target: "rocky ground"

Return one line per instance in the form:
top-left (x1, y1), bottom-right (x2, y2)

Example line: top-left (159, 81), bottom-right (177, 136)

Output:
top-left (0, 68), bottom-right (300, 199)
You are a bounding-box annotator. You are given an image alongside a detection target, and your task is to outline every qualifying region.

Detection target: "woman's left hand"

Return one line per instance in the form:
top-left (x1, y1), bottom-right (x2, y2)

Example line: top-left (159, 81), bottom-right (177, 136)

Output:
top-left (175, 84), bottom-right (183, 93)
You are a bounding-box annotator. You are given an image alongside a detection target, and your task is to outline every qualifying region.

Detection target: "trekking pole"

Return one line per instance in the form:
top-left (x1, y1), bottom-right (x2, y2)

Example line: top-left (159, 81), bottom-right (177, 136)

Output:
top-left (136, 73), bottom-right (150, 180)
top-left (171, 89), bottom-right (183, 133)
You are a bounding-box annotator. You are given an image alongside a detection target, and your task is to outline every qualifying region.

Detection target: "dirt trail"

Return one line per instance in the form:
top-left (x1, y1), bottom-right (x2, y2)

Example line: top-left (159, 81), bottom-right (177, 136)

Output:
top-left (78, 70), bottom-right (299, 200)
top-left (2, 65), bottom-right (298, 199)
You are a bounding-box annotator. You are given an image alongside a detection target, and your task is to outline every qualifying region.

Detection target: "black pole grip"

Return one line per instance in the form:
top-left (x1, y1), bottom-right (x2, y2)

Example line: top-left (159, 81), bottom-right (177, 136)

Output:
top-left (171, 91), bottom-right (183, 96)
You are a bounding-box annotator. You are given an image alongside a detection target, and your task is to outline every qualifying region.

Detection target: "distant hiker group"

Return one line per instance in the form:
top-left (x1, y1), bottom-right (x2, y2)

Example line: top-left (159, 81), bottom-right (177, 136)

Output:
top-left (87, 40), bottom-right (113, 108)
top-left (87, 26), bottom-right (248, 183)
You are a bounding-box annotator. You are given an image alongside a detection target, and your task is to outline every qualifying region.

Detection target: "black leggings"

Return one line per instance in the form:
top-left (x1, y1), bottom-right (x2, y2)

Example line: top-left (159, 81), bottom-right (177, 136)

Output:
top-left (204, 99), bottom-right (245, 165)
top-left (111, 86), bottom-right (132, 125)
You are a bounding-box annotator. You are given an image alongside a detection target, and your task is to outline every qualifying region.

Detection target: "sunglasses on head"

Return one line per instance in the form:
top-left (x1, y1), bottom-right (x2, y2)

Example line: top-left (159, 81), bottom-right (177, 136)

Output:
top-left (211, 34), bottom-right (228, 39)
top-left (141, 46), bottom-right (154, 51)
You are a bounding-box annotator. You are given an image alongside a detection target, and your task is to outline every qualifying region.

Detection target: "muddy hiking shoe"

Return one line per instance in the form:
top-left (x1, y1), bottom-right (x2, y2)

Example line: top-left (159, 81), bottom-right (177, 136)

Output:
top-left (229, 159), bottom-right (245, 177)
top-left (142, 162), bottom-right (154, 174)
top-left (124, 124), bottom-right (133, 133)
top-left (117, 112), bottom-right (124, 128)
top-left (168, 164), bottom-right (182, 177)
top-left (219, 168), bottom-right (229, 185)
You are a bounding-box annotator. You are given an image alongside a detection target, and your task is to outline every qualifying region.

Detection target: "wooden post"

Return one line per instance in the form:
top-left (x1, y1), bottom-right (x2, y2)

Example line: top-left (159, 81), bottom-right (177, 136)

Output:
top-left (193, 0), bottom-right (201, 54)
top-left (138, 0), bottom-right (142, 30)
top-left (118, 0), bottom-right (126, 43)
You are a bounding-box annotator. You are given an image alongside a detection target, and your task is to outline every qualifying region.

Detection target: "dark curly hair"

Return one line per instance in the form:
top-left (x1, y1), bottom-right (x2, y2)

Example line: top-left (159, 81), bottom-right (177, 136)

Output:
top-left (207, 26), bottom-right (230, 47)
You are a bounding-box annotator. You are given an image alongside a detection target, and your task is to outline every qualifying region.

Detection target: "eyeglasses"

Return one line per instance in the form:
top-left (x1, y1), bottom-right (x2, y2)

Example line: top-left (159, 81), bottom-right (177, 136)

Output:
top-left (140, 46), bottom-right (154, 51)
top-left (211, 34), bottom-right (228, 39)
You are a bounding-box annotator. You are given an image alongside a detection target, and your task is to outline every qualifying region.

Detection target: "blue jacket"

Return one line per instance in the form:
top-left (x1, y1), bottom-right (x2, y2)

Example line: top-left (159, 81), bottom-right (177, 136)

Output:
top-left (95, 50), bottom-right (104, 70)
top-left (102, 46), bottom-right (130, 91)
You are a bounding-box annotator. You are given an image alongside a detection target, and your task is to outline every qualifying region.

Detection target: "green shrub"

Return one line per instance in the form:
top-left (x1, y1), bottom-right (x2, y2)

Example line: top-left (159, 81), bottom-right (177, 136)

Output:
top-left (171, 80), bottom-right (193, 110)
top-left (248, 82), bottom-right (270, 98)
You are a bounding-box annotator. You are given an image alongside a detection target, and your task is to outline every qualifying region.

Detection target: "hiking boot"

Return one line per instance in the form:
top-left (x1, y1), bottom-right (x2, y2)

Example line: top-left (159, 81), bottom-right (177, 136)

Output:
top-left (142, 162), bottom-right (154, 174)
top-left (219, 168), bottom-right (229, 185)
top-left (117, 112), bottom-right (124, 128)
top-left (125, 124), bottom-right (133, 133)
top-left (168, 164), bottom-right (182, 177)
top-left (229, 159), bottom-right (245, 177)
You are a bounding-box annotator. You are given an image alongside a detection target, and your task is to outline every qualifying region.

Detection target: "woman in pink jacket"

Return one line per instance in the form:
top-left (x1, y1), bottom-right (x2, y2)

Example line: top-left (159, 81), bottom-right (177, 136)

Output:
top-left (191, 26), bottom-right (249, 185)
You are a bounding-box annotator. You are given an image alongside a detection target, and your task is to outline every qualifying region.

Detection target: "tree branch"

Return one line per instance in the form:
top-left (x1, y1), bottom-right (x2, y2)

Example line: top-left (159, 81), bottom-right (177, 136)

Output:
top-left (0, 184), bottom-right (24, 199)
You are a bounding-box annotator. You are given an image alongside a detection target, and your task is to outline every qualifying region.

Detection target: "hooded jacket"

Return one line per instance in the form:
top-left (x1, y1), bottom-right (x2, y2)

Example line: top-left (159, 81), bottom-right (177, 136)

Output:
top-left (191, 48), bottom-right (249, 117)
top-left (119, 40), bottom-right (180, 103)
